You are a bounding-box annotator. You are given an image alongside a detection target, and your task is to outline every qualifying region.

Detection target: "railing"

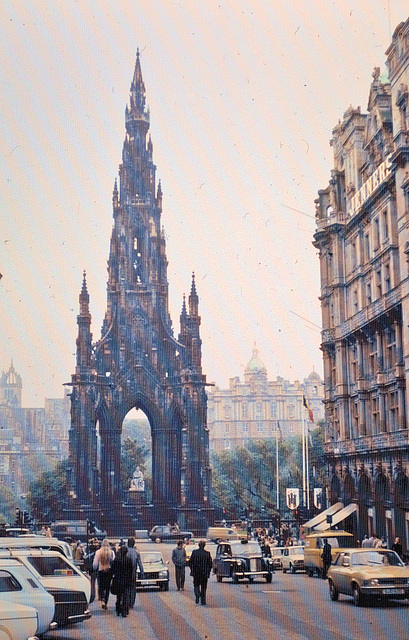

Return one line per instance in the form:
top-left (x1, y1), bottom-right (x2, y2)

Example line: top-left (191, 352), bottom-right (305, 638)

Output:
top-left (325, 429), bottom-right (409, 456)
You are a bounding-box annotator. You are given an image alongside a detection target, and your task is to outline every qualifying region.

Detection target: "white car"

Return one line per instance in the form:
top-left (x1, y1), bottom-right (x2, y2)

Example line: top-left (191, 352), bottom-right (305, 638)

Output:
top-left (0, 549), bottom-right (91, 627)
top-left (0, 536), bottom-right (74, 562)
top-left (0, 558), bottom-right (55, 635)
top-left (0, 600), bottom-right (38, 640)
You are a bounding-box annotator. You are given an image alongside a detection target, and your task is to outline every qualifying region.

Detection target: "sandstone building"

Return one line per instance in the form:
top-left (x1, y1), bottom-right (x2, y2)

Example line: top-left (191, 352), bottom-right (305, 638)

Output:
top-left (207, 345), bottom-right (324, 452)
top-left (313, 19), bottom-right (409, 548)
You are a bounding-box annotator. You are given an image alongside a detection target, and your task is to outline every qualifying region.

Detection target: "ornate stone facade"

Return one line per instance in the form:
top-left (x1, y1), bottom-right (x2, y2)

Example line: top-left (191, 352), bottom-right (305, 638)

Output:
top-left (313, 19), bottom-right (409, 548)
top-left (207, 346), bottom-right (324, 451)
top-left (68, 51), bottom-right (211, 526)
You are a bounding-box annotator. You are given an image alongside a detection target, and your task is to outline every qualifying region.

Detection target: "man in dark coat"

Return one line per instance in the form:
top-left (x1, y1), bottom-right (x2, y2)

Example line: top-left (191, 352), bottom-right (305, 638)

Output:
top-left (127, 537), bottom-right (144, 608)
top-left (189, 540), bottom-right (213, 605)
top-left (111, 545), bottom-right (133, 617)
top-left (322, 539), bottom-right (332, 580)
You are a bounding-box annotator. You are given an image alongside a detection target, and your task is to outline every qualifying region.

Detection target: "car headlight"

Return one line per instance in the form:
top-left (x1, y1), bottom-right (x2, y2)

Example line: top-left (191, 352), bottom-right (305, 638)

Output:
top-left (369, 579), bottom-right (379, 586)
top-left (159, 570), bottom-right (168, 578)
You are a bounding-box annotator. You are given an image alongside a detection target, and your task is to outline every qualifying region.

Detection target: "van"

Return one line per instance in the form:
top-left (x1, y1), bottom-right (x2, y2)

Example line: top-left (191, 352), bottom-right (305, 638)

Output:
top-left (282, 546), bottom-right (304, 574)
top-left (303, 530), bottom-right (355, 577)
top-left (53, 521), bottom-right (105, 543)
top-left (206, 527), bottom-right (242, 543)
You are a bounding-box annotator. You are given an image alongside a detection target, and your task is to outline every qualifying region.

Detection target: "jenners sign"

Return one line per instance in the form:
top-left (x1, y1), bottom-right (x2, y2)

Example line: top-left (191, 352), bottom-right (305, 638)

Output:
top-left (348, 154), bottom-right (393, 218)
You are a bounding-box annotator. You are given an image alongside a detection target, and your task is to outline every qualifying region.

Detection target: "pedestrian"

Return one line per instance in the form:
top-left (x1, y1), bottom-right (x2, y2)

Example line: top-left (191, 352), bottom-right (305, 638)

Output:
top-left (86, 538), bottom-right (100, 603)
top-left (361, 535), bottom-right (370, 548)
top-left (189, 540), bottom-right (213, 606)
top-left (93, 538), bottom-right (115, 609)
top-left (321, 538), bottom-right (332, 580)
top-left (392, 536), bottom-right (403, 559)
top-left (111, 544), bottom-right (133, 617)
top-left (127, 537), bottom-right (144, 608)
top-left (172, 540), bottom-right (187, 591)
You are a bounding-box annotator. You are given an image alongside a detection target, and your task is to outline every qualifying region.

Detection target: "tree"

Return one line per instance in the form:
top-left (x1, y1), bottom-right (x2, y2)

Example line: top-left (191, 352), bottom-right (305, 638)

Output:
top-left (0, 486), bottom-right (24, 523)
top-left (27, 459), bottom-right (69, 521)
top-left (20, 453), bottom-right (57, 494)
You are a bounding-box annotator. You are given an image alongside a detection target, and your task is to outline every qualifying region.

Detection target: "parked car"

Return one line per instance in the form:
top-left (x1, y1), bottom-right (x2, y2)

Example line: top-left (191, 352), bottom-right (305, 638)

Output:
top-left (148, 525), bottom-right (193, 543)
top-left (0, 557), bottom-right (55, 635)
top-left (270, 546), bottom-right (285, 570)
top-left (0, 600), bottom-right (38, 640)
top-left (0, 549), bottom-right (91, 627)
top-left (212, 540), bottom-right (275, 583)
top-left (304, 530), bottom-right (355, 577)
top-left (282, 546), bottom-right (305, 574)
top-left (0, 535), bottom-right (74, 562)
top-left (328, 548), bottom-right (409, 606)
top-left (136, 551), bottom-right (169, 591)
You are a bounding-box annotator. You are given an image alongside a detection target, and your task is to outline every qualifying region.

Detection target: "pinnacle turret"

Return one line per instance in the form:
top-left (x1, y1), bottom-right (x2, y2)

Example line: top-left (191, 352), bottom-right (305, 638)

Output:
top-left (130, 48), bottom-right (146, 115)
top-left (189, 273), bottom-right (198, 316)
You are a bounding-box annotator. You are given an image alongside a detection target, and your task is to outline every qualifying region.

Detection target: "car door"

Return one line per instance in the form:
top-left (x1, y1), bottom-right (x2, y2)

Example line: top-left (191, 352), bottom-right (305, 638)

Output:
top-left (219, 544), bottom-right (232, 577)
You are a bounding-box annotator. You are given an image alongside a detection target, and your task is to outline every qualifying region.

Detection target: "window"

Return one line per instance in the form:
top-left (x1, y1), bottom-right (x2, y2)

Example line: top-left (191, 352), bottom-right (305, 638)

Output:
top-left (372, 397), bottom-right (379, 433)
top-left (364, 234), bottom-right (370, 261)
top-left (270, 403), bottom-right (277, 418)
top-left (242, 403), bottom-right (248, 419)
top-left (242, 423), bottom-right (248, 433)
top-left (350, 343), bottom-right (358, 382)
top-left (225, 423), bottom-right (230, 434)
top-left (351, 241), bottom-right (356, 271)
top-left (256, 402), bottom-right (262, 419)
top-left (369, 337), bottom-right (377, 376)
top-left (383, 210), bottom-right (389, 242)
top-left (0, 570), bottom-right (22, 592)
top-left (27, 555), bottom-right (76, 577)
top-left (374, 218), bottom-right (380, 250)
top-left (376, 269), bottom-right (382, 299)
top-left (384, 263), bottom-right (391, 292)
top-left (257, 423), bottom-right (263, 432)
top-left (225, 440), bottom-right (231, 450)
top-left (288, 405), bottom-right (294, 419)
top-left (223, 405), bottom-right (231, 420)
top-left (353, 289), bottom-right (358, 314)
top-left (386, 327), bottom-right (396, 369)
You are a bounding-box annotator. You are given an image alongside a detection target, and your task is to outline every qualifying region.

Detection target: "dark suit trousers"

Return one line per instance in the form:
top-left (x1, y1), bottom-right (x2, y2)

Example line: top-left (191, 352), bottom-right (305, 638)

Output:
top-left (193, 575), bottom-right (208, 604)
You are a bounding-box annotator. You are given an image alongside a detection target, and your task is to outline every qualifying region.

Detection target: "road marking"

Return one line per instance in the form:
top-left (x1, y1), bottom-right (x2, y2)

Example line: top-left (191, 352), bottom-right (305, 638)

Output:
top-left (161, 592), bottom-right (309, 640)
top-left (262, 589), bottom-right (283, 593)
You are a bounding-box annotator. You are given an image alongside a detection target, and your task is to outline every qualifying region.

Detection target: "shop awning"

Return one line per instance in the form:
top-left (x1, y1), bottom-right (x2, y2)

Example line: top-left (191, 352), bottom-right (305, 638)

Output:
top-left (315, 503), bottom-right (357, 531)
top-left (303, 502), bottom-right (344, 530)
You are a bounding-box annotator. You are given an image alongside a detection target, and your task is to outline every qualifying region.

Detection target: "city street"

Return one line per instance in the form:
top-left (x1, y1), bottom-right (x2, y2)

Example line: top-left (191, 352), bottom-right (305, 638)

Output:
top-left (45, 543), bottom-right (409, 640)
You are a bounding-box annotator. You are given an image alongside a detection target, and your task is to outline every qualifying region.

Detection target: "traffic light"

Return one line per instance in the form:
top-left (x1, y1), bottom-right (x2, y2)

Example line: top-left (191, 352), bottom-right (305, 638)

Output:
top-left (22, 511), bottom-right (32, 526)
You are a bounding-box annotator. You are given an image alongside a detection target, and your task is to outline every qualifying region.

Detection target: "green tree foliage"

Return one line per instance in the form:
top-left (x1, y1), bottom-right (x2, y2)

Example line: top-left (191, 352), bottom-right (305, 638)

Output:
top-left (0, 486), bottom-right (24, 523)
top-left (20, 453), bottom-right (57, 494)
top-left (120, 438), bottom-right (151, 498)
top-left (27, 459), bottom-right (69, 521)
top-left (211, 423), bottom-right (325, 520)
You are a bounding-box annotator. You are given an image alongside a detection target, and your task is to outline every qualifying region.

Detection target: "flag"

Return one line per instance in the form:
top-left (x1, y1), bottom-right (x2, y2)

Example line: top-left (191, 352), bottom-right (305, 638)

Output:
top-left (303, 395), bottom-right (314, 423)
top-left (276, 420), bottom-right (283, 444)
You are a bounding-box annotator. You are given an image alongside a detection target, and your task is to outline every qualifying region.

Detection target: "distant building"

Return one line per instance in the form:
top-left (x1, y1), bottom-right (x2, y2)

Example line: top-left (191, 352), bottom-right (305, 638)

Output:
top-left (0, 362), bottom-right (70, 494)
top-left (313, 19), bottom-right (409, 548)
top-left (206, 345), bottom-right (324, 452)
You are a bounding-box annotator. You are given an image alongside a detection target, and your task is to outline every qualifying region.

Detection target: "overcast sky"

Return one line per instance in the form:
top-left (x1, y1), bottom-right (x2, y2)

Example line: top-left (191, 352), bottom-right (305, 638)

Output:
top-left (1, 1), bottom-right (408, 407)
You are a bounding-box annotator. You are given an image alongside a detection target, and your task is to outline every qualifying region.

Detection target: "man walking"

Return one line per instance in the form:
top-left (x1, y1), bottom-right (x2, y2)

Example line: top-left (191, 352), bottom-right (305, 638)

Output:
top-left (172, 540), bottom-right (187, 591)
top-left (127, 537), bottom-right (144, 608)
top-left (322, 538), bottom-right (332, 580)
top-left (189, 540), bottom-right (213, 606)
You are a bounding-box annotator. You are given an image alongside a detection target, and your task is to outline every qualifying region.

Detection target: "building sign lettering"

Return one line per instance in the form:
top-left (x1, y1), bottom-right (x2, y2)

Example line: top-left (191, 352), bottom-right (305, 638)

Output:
top-left (348, 154), bottom-right (393, 218)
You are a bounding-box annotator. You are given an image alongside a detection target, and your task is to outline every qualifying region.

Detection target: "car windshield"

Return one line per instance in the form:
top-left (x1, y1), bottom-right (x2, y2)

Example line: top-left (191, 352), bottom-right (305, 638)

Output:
top-left (231, 543), bottom-right (261, 557)
top-left (272, 549), bottom-right (282, 556)
top-left (326, 536), bottom-right (354, 548)
top-left (351, 550), bottom-right (404, 567)
top-left (27, 555), bottom-right (77, 577)
top-left (290, 547), bottom-right (303, 555)
top-left (141, 553), bottom-right (163, 563)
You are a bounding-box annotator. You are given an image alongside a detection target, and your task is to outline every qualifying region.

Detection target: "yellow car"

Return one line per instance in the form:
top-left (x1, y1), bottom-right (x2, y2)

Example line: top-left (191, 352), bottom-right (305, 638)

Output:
top-left (328, 548), bottom-right (409, 606)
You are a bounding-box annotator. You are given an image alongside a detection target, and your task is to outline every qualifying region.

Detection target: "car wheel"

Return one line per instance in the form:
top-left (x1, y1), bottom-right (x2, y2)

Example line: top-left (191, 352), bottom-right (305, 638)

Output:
top-left (329, 580), bottom-right (339, 601)
top-left (307, 568), bottom-right (314, 577)
top-left (248, 577), bottom-right (254, 584)
top-left (161, 582), bottom-right (169, 591)
top-left (283, 568), bottom-right (287, 573)
top-left (265, 573), bottom-right (272, 583)
top-left (290, 564), bottom-right (296, 574)
top-left (155, 537), bottom-right (162, 544)
top-left (217, 574), bottom-right (222, 583)
top-left (352, 583), bottom-right (363, 606)
top-left (232, 570), bottom-right (239, 584)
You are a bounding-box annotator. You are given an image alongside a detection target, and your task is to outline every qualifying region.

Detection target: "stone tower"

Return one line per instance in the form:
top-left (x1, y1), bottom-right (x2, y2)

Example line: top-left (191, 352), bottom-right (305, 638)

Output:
top-left (68, 51), bottom-right (211, 527)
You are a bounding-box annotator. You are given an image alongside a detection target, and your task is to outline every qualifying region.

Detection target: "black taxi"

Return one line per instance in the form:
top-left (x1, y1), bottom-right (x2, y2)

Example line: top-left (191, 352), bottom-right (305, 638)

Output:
top-left (213, 540), bottom-right (274, 583)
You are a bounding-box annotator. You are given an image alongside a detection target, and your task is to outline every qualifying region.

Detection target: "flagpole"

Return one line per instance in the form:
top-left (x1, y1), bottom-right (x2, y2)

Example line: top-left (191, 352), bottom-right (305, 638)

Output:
top-left (276, 428), bottom-right (279, 512)
top-left (302, 415), bottom-right (306, 512)
top-left (306, 420), bottom-right (310, 513)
